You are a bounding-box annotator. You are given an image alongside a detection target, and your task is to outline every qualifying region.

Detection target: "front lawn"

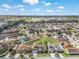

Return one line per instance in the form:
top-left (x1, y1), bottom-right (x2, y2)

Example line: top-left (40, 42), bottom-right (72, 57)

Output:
top-left (37, 53), bottom-right (50, 57)
top-left (37, 37), bottom-right (60, 45)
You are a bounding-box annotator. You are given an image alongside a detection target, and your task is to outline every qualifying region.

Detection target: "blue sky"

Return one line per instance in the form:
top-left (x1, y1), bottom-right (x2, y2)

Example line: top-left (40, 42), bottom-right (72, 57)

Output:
top-left (0, 0), bottom-right (79, 15)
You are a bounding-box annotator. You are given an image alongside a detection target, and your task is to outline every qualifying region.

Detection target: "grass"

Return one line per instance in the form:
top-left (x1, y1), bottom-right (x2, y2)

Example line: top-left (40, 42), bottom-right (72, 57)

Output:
top-left (62, 53), bottom-right (79, 57)
top-left (69, 28), bottom-right (77, 33)
top-left (37, 53), bottom-right (50, 57)
top-left (37, 37), bottom-right (60, 45)
top-left (62, 49), bottom-right (70, 57)
top-left (62, 53), bottom-right (70, 57)
top-left (28, 36), bottom-right (60, 48)
top-left (69, 55), bottom-right (79, 57)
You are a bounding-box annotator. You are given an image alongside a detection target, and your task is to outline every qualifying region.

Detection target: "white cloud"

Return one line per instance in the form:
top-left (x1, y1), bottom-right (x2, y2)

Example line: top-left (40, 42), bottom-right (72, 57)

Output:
top-left (44, 2), bottom-right (52, 6)
top-left (4, 9), bottom-right (9, 11)
top-left (23, 0), bottom-right (39, 5)
top-left (56, 10), bottom-right (61, 12)
top-left (46, 9), bottom-right (54, 13)
top-left (2, 4), bottom-right (11, 9)
top-left (20, 8), bottom-right (25, 11)
top-left (0, 8), bottom-right (2, 11)
top-left (35, 8), bottom-right (40, 11)
top-left (58, 6), bottom-right (64, 10)
top-left (73, 12), bottom-right (77, 15)
top-left (11, 12), bottom-right (16, 14)
top-left (14, 5), bottom-right (24, 8)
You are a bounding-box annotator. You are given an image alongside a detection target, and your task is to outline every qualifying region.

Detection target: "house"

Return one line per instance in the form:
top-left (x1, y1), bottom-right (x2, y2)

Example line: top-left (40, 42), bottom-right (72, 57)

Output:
top-left (34, 44), bottom-right (48, 53)
top-left (16, 44), bottom-right (32, 53)
top-left (67, 48), bottom-right (79, 55)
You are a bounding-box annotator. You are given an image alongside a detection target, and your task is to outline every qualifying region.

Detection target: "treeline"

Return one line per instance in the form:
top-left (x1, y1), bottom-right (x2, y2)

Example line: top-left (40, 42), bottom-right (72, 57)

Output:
top-left (0, 19), bottom-right (25, 32)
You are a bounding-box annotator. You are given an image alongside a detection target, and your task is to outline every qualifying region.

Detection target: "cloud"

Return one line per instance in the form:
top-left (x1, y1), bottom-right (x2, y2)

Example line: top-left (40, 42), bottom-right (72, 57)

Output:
top-left (58, 6), bottom-right (64, 10)
top-left (14, 5), bottom-right (24, 8)
top-left (73, 12), bottom-right (77, 15)
top-left (11, 12), bottom-right (16, 14)
top-left (23, 0), bottom-right (39, 5)
top-left (2, 4), bottom-right (11, 9)
top-left (46, 9), bottom-right (54, 13)
top-left (4, 9), bottom-right (9, 11)
top-left (44, 2), bottom-right (52, 6)
top-left (35, 8), bottom-right (40, 11)
top-left (20, 8), bottom-right (25, 11)
top-left (0, 8), bottom-right (2, 11)
top-left (56, 10), bottom-right (61, 12)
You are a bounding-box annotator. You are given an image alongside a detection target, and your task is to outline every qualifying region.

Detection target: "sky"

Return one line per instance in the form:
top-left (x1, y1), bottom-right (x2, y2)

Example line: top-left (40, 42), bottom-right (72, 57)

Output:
top-left (0, 0), bottom-right (79, 15)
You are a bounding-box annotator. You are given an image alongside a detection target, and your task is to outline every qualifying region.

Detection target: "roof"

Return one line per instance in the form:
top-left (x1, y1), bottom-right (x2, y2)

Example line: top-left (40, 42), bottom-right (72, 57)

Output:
top-left (17, 44), bottom-right (30, 50)
top-left (68, 48), bottom-right (79, 54)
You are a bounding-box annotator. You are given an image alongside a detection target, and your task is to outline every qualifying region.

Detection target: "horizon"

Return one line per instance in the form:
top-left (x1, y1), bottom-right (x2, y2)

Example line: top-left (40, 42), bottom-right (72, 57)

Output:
top-left (0, 15), bottom-right (79, 16)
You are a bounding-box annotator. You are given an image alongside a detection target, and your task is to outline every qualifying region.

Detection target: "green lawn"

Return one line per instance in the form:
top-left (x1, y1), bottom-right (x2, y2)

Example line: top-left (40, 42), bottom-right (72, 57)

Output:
top-left (62, 53), bottom-right (70, 57)
top-left (62, 53), bottom-right (79, 57)
top-left (62, 49), bottom-right (70, 57)
top-left (37, 37), bottom-right (60, 45)
top-left (29, 37), bottom-right (60, 48)
top-left (37, 53), bottom-right (50, 57)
